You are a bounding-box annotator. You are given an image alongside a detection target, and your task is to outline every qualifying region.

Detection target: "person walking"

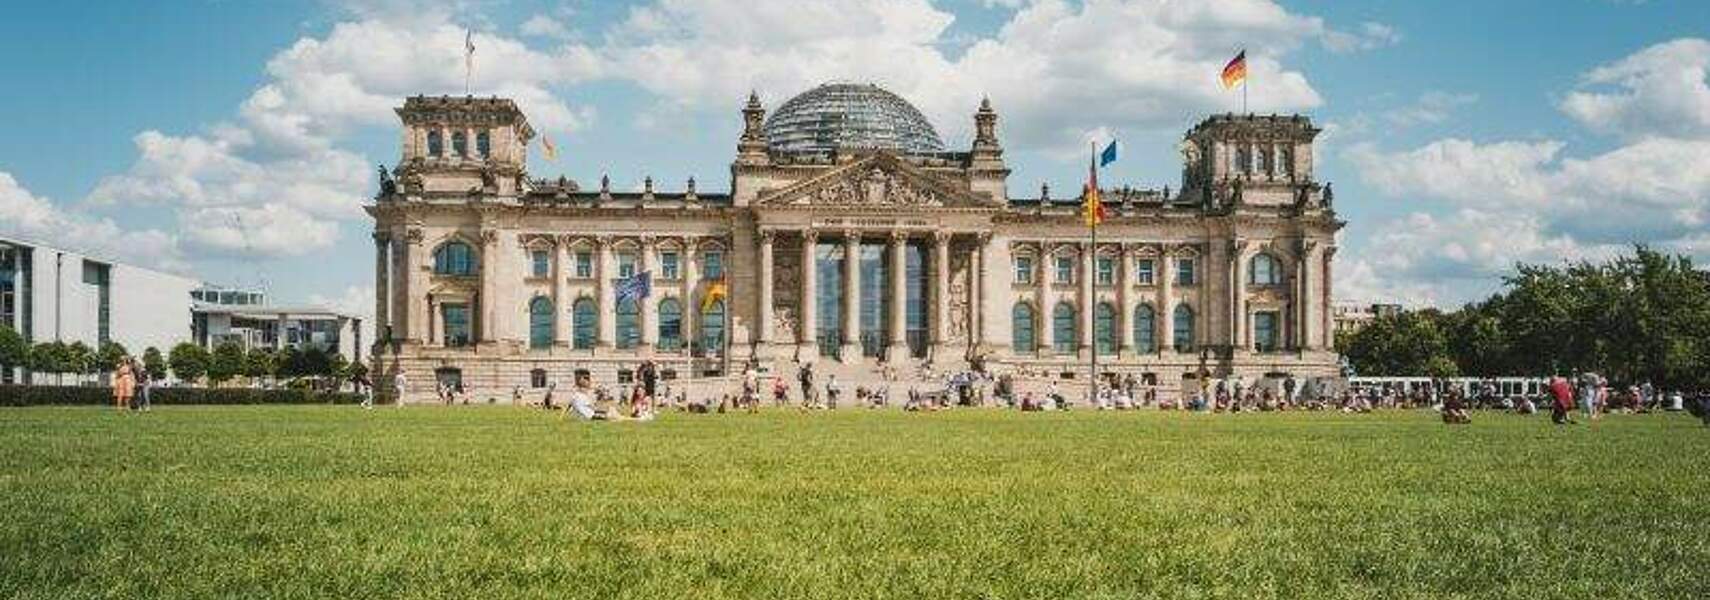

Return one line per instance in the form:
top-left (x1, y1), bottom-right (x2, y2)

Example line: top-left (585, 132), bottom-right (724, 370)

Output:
top-left (132, 357), bottom-right (152, 411)
top-left (393, 370), bottom-right (408, 408)
top-left (825, 374), bottom-right (841, 410)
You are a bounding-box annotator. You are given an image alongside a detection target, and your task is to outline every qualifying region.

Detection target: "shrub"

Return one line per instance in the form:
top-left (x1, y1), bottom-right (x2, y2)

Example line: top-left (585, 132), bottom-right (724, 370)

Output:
top-left (0, 384), bottom-right (363, 407)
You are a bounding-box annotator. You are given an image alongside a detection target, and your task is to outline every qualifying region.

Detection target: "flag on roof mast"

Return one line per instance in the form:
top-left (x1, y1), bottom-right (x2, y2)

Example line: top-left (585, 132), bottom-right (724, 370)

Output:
top-left (1099, 140), bottom-right (1119, 168)
top-left (464, 29), bottom-right (476, 95)
top-left (541, 136), bottom-right (559, 161)
top-left (1082, 146), bottom-right (1106, 228)
top-left (1220, 49), bottom-right (1247, 90)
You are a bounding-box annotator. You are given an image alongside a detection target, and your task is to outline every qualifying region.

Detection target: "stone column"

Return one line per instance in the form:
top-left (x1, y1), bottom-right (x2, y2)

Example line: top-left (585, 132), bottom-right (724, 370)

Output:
top-left (1299, 240), bottom-right (1319, 351)
top-left (887, 232), bottom-right (907, 358)
top-left (478, 230), bottom-right (499, 344)
top-left (405, 229), bottom-right (428, 344)
top-left (1078, 242), bottom-right (1094, 358)
top-left (640, 236), bottom-right (659, 351)
top-left (841, 231), bottom-right (862, 362)
top-left (978, 234), bottom-right (991, 352)
top-left (1232, 241), bottom-right (1248, 352)
top-left (553, 236), bottom-right (570, 347)
top-left (1116, 246), bottom-right (1131, 355)
top-left (931, 232), bottom-right (951, 353)
top-left (757, 231), bottom-right (775, 347)
top-left (1158, 248), bottom-right (1174, 354)
top-left (373, 232), bottom-right (391, 346)
top-left (682, 236), bottom-right (700, 352)
top-left (596, 236), bottom-right (616, 349)
top-left (800, 231), bottom-right (818, 351)
top-left (1036, 245), bottom-right (1052, 356)
top-left (1321, 247), bottom-right (1336, 350)
top-left (976, 234), bottom-right (996, 350)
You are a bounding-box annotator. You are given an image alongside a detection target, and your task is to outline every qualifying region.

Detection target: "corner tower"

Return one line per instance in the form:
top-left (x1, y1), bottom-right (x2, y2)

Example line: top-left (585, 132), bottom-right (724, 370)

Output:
top-left (1178, 114), bottom-right (1322, 209)
top-left (393, 96), bottom-right (535, 198)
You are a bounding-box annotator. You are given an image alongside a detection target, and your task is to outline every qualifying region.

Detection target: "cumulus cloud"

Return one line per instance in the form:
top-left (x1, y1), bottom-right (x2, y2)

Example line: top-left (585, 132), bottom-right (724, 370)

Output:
top-left (520, 14), bottom-right (571, 40)
top-left (1320, 21), bottom-right (1402, 54)
top-left (0, 172), bottom-right (187, 273)
top-left (85, 12), bottom-right (599, 259)
top-left (1560, 38), bottom-right (1710, 141)
top-left (593, 0), bottom-right (1337, 152)
top-left (1341, 38), bottom-right (1710, 306)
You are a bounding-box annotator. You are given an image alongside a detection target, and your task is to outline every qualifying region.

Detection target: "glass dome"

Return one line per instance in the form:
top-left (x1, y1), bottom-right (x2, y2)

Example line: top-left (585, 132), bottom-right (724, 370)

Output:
top-left (764, 83), bottom-right (946, 156)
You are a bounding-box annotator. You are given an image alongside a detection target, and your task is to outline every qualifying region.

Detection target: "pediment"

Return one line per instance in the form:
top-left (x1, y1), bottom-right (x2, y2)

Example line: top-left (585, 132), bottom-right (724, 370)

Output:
top-left (756, 153), bottom-right (990, 209)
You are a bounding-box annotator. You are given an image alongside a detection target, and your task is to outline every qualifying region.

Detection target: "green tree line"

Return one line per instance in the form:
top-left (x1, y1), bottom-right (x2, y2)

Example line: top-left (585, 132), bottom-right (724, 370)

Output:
top-left (0, 328), bottom-right (364, 388)
top-left (1337, 246), bottom-right (1710, 389)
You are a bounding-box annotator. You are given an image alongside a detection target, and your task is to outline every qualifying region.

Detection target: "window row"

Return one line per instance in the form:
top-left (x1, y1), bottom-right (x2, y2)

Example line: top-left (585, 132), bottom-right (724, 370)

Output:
top-left (1012, 253), bottom-right (1287, 287)
top-left (434, 240), bottom-right (724, 281)
top-left (522, 296), bottom-right (727, 352)
top-left (425, 129), bottom-right (492, 159)
top-left (1009, 302), bottom-right (1196, 354)
top-left (1230, 143), bottom-right (1295, 177)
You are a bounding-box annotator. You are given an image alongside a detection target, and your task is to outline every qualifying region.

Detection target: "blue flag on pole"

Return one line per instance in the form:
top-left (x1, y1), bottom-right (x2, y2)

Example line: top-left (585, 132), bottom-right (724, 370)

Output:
top-left (1098, 140), bottom-right (1119, 168)
top-left (617, 271), bottom-right (651, 303)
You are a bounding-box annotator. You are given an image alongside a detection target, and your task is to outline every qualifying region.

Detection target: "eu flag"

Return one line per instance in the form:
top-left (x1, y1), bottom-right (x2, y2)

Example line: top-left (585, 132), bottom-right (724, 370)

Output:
top-left (1099, 140), bottom-right (1119, 168)
top-left (617, 271), bottom-right (651, 303)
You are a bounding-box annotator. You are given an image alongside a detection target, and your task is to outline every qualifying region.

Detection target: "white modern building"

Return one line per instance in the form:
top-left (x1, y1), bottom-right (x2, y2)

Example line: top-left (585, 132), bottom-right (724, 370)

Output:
top-left (190, 284), bottom-right (364, 361)
top-left (0, 235), bottom-right (198, 383)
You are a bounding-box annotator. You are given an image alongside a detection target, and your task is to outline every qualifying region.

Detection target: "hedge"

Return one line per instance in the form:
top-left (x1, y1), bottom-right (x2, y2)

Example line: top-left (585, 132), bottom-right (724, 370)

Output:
top-left (0, 385), bottom-right (364, 407)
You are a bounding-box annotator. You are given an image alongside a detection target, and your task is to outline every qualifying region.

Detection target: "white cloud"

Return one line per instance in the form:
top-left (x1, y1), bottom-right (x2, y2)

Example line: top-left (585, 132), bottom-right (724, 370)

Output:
top-left (85, 13), bottom-right (600, 260)
top-left (593, 0), bottom-right (1333, 153)
top-left (1341, 39), bottom-right (1710, 306)
top-left (520, 14), bottom-right (571, 40)
top-left (1560, 38), bottom-right (1710, 141)
top-left (1383, 91), bottom-right (1477, 128)
top-left (0, 172), bottom-right (187, 273)
top-left (1321, 21), bottom-right (1401, 54)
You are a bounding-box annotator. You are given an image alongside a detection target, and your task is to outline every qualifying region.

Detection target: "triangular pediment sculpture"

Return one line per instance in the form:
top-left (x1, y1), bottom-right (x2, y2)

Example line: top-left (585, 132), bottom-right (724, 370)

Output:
top-left (756, 153), bottom-right (992, 209)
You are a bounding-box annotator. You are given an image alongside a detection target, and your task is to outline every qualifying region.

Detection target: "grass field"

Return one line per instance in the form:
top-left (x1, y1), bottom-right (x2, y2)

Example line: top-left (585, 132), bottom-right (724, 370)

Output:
top-left (1, 406), bottom-right (1706, 599)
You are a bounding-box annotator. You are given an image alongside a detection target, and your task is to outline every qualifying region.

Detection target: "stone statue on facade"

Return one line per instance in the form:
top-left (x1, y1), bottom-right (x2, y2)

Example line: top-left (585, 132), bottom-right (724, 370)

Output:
top-left (376, 164), bottom-right (397, 199)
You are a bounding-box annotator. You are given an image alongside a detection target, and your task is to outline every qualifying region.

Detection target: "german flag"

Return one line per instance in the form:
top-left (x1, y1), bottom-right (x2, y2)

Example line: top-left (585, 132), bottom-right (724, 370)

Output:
top-left (1082, 150), bottom-right (1105, 228)
top-left (702, 276), bottom-right (727, 312)
top-left (1221, 50), bottom-right (1247, 90)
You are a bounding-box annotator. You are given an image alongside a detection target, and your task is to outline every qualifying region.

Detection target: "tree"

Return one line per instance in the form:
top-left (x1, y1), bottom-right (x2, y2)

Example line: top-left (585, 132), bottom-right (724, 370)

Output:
top-left (0, 325), bottom-right (29, 376)
top-left (141, 347), bottom-right (167, 382)
top-left (207, 342), bottom-right (245, 387)
top-left (168, 342), bottom-right (209, 385)
top-left (96, 341), bottom-right (129, 374)
top-left (243, 348), bottom-right (276, 385)
top-left (65, 342), bottom-right (94, 384)
top-left (1340, 310), bottom-right (1456, 377)
top-left (30, 341), bottom-right (67, 384)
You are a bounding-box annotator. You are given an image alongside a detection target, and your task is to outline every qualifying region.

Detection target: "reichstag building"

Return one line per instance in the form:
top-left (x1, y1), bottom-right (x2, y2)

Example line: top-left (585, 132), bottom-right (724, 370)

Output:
top-left (368, 83), bottom-right (1342, 401)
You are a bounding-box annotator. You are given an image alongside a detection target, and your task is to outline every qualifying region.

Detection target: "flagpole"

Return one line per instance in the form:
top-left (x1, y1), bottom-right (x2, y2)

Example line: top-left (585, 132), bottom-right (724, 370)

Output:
top-left (1089, 142), bottom-right (1098, 407)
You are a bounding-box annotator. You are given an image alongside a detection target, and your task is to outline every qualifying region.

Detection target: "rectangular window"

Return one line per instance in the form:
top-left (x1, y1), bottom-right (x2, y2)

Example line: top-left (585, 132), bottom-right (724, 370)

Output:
top-left (1096, 257), bottom-right (1114, 286)
top-left (476, 131), bottom-right (491, 158)
top-left (574, 252), bottom-right (592, 278)
top-left (452, 131), bottom-right (468, 157)
top-left (442, 304), bottom-right (471, 347)
top-left (1135, 259), bottom-right (1155, 285)
top-left (1055, 256), bottom-right (1074, 284)
top-left (661, 252), bottom-right (680, 280)
top-left (1254, 311), bottom-right (1280, 352)
top-left (1013, 256), bottom-right (1033, 284)
top-left (1175, 258), bottom-right (1197, 286)
top-left (703, 251), bottom-right (724, 280)
top-left (617, 253), bottom-right (637, 279)
top-left (531, 250), bottom-right (549, 278)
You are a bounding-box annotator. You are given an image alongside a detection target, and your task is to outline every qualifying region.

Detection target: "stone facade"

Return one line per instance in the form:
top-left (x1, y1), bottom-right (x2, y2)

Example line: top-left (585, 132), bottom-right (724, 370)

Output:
top-left (367, 90), bottom-right (1343, 403)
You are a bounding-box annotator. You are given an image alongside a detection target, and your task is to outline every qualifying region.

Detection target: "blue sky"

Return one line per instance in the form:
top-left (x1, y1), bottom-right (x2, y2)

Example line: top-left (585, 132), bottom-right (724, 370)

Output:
top-left (2, 0), bottom-right (1708, 321)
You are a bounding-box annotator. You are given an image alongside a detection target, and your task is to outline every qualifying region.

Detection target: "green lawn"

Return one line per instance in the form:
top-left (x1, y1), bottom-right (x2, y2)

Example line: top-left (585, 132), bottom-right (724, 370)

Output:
top-left (1, 406), bottom-right (1706, 599)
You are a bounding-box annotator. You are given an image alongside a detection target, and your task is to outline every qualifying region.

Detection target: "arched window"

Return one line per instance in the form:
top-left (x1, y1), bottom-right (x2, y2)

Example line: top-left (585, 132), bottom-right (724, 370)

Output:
top-left (700, 299), bottom-right (726, 355)
top-left (1012, 303), bottom-right (1036, 353)
top-left (528, 297), bottom-right (554, 349)
top-left (1173, 304), bottom-right (1196, 352)
top-left (571, 298), bottom-right (596, 350)
top-left (476, 131), bottom-right (491, 158)
top-left (452, 131), bottom-right (468, 157)
top-left (1052, 301), bottom-right (1077, 355)
top-left (1134, 304), bottom-right (1157, 353)
top-left (615, 299), bottom-right (639, 349)
top-left (1250, 253), bottom-right (1281, 286)
top-left (433, 241), bottom-right (477, 276)
top-left (658, 298), bottom-right (683, 351)
top-left (427, 130), bottom-right (443, 157)
top-left (1095, 302), bottom-right (1117, 355)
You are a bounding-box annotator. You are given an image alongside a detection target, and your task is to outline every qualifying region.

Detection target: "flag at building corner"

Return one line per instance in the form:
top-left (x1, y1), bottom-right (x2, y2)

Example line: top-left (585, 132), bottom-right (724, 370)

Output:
top-left (1082, 149), bottom-right (1106, 228)
top-left (1099, 140), bottom-right (1119, 168)
top-left (702, 276), bottom-right (727, 312)
top-left (617, 271), bottom-right (651, 303)
top-left (1220, 50), bottom-right (1247, 90)
top-left (541, 136), bottom-right (558, 161)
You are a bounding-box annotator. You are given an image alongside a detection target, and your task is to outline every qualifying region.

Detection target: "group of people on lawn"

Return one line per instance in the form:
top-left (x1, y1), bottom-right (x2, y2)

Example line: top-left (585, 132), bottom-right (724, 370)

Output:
top-left (107, 357), bottom-right (154, 412)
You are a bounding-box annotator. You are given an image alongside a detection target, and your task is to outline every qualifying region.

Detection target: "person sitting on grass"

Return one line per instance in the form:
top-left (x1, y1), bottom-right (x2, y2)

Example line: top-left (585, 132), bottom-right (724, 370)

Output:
top-left (1515, 394), bottom-right (1537, 415)
top-left (564, 371), bottom-right (599, 421)
top-left (1441, 389), bottom-right (1472, 425)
